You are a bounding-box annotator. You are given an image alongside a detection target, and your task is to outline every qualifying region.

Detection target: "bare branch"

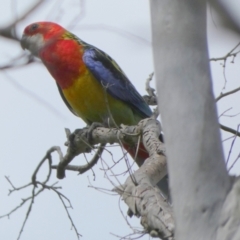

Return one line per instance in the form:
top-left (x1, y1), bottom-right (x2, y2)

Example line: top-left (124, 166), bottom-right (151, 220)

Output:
top-left (49, 186), bottom-right (82, 239)
top-left (210, 42), bottom-right (240, 90)
top-left (76, 24), bottom-right (151, 46)
top-left (210, 42), bottom-right (240, 62)
top-left (220, 124), bottom-right (240, 137)
top-left (216, 86), bottom-right (240, 102)
top-left (143, 73), bottom-right (158, 106)
top-left (52, 143), bottom-right (105, 175)
top-left (0, 146), bottom-right (81, 240)
top-left (50, 117), bottom-right (172, 237)
top-left (67, 0), bottom-right (86, 30)
top-left (0, 0), bottom-right (44, 41)
top-left (226, 125), bottom-right (240, 166)
top-left (218, 107), bottom-right (232, 119)
top-left (55, 118), bottom-right (163, 179)
top-left (113, 119), bottom-right (173, 239)
top-left (2, 71), bottom-right (66, 119)
top-left (209, 0), bottom-right (240, 34)
top-left (0, 53), bottom-right (36, 70)
top-left (228, 153), bottom-right (240, 172)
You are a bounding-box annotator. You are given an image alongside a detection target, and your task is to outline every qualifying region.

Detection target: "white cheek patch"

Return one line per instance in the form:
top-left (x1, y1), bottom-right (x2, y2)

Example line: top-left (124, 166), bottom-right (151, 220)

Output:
top-left (24, 33), bottom-right (44, 58)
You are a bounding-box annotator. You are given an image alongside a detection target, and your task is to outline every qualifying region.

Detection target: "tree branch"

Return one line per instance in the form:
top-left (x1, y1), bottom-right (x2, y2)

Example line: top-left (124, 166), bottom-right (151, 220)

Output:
top-left (216, 177), bottom-right (240, 240)
top-left (0, 146), bottom-right (81, 240)
top-left (51, 117), bottom-right (173, 238)
top-left (0, 0), bottom-right (44, 41)
top-left (114, 119), bottom-right (173, 240)
top-left (216, 86), bottom-right (240, 102)
top-left (210, 42), bottom-right (240, 62)
top-left (54, 118), bottom-right (164, 179)
top-left (220, 124), bottom-right (240, 137)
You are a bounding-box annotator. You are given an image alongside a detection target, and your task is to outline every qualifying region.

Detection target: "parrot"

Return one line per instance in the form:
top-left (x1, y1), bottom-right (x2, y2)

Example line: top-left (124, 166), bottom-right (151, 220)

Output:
top-left (21, 22), bottom-right (169, 197)
top-left (20, 21), bottom-right (155, 165)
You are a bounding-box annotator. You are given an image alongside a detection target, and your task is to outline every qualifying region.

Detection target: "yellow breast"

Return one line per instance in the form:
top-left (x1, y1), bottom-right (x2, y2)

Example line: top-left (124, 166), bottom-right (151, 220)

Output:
top-left (62, 71), bottom-right (137, 126)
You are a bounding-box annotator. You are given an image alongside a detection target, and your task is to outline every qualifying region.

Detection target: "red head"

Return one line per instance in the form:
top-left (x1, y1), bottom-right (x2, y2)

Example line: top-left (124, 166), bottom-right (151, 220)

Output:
top-left (21, 22), bottom-right (66, 57)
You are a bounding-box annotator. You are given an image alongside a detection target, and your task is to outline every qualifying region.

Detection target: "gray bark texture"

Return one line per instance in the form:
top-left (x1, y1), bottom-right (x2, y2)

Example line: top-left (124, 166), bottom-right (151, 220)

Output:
top-left (150, 0), bottom-right (234, 239)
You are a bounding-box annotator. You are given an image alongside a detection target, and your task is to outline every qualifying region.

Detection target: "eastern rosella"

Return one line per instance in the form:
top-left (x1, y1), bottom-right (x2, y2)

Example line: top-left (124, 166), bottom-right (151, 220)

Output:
top-left (20, 22), bottom-right (153, 166)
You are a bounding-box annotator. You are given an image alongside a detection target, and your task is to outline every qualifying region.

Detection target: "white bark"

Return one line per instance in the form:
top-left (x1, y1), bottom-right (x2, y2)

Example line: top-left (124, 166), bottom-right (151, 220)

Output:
top-left (55, 118), bottom-right (175, 238)
top-left (216, 177), bottom-right (240, 240)
top-left (55, 118), bottom-right (167, 179)
top-left (150, 0), bottom-right (231, 239)
top-left (115, 118), bottom-right (174, 239)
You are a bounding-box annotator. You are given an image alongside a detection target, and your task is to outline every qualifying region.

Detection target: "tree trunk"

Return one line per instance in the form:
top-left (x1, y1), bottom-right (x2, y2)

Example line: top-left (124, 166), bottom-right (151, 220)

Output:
top-left (150, 0), bottom-right (231, 239)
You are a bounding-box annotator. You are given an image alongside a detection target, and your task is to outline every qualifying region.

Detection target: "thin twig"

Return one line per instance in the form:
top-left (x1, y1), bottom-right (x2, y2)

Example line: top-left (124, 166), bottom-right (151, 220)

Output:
top-left (210, 42), bottom-right (240, 62)
top-left (216, 86), bottom-right (240, 102)
top-left (55, 191), bottom-right (82, 239)
top-left (220, 124), bottom-right (240, 137)
top-left (0, 0), bottom-right (44, 41)
top-left (53, 143), bottom-right (105, 175)
top-left (3, 72), bottom-right (66, 119)
top-left (210, 42), bottom-right (240, 90)
top-left (218, 108), bottom-right (232, 119)
top-left (226, 125), bottom-right (240, 167)
top-left (228, 152), bottom-right (240, 172)
top-left (1, 146), bottom-right (81, 240)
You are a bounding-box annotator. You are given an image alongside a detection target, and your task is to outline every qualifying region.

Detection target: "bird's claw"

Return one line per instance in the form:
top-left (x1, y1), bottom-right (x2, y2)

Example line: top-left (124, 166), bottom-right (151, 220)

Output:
top-left (87, 122), bottom-right (104, 143)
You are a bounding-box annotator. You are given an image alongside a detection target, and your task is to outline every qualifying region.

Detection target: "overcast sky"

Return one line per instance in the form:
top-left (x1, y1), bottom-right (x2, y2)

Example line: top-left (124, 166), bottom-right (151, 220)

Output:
top-left (0, 1), bottom-right (240, 240)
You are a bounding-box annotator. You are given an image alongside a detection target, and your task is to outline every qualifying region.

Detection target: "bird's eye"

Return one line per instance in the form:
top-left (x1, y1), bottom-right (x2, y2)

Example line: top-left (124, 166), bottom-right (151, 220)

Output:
top-left (30, 24), bottom-right (39, 31)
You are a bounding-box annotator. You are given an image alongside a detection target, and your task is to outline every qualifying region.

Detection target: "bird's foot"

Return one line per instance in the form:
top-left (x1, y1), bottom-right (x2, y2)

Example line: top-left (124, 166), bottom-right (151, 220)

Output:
top-left (87, 122), bottom-right (105, 143)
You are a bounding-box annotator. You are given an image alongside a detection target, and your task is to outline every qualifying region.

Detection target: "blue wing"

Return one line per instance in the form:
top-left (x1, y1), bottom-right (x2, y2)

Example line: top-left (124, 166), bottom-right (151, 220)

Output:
top-left (83, 47), bottom-right (152, 118)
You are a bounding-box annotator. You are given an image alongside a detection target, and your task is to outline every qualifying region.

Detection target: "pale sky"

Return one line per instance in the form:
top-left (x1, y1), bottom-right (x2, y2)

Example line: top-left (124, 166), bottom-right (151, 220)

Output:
top-left (0, 1), bottom-right (240, 240)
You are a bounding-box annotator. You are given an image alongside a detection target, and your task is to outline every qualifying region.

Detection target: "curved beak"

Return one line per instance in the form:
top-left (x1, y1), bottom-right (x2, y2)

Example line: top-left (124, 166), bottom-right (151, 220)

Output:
top-left (20, 34), bottom-right (27, 50)
top-left (19, 33), bottom-right (43, 58)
